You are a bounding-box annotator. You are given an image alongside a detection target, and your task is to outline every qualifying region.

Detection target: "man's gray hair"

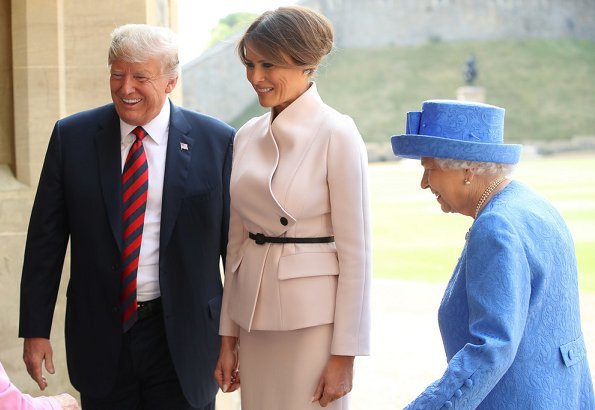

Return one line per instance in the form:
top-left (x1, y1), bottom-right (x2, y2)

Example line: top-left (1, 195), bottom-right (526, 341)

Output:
top-left (108, 24), bottom-right (180, 78)
top-left (434, 158), bottom-right (516, 176)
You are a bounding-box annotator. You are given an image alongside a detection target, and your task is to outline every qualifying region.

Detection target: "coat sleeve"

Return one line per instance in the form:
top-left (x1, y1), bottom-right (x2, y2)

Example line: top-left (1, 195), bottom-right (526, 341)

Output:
top-left (219, 132), bottom-right (234, 269)
top-left (19, 121), bottom-right (70, 339)
top-left (405, 214), bottom-right (531, 409)
top-left (327, 115), bottom-right (372, 356)
top-left (0, 363), bottom-right (60, 410)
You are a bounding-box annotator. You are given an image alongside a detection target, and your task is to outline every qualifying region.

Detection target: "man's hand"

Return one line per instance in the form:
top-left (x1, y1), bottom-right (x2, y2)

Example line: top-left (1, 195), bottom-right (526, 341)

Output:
top-left (312, 355), bottom-right (354, 407)
top-left (23, 337), bottom-right (54, 390)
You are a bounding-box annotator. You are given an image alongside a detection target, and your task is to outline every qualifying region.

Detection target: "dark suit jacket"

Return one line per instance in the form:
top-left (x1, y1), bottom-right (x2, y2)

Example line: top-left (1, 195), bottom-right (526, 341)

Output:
top-left (19, 101), bottom-right (234, 407)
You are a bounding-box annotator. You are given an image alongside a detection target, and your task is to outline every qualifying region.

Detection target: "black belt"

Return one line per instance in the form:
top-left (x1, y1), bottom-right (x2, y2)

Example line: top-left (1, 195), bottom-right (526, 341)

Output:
top-left (249, 232), bottom-right (335, 245)
top-left (137, 297), bottom-right (162, 320)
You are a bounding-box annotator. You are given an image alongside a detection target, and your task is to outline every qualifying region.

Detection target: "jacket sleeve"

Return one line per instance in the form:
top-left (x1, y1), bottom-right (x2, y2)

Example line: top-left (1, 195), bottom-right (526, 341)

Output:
top-left (0, 363), bottom-right (60, 410)
top-left (405, 214), bottom-right (531, 409)
top-left (327, 115), bottom-right (372, 356)
top-left (219, 203), bottom-right (245, 337)
top-left (19, 121), bottom-right (70, 339)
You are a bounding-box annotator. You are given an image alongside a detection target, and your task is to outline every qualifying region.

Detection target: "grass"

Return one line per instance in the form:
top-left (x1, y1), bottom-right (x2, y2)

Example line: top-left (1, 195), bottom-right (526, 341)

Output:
top-left (370, 152), bottom-right (595, 292)
top-left (232, 39), bottom-right (595, 144)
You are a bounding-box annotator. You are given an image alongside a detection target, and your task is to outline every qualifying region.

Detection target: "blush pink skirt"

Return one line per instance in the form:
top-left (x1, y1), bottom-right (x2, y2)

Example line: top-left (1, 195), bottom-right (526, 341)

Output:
top-left (238, 324), bottom-right (349, 410)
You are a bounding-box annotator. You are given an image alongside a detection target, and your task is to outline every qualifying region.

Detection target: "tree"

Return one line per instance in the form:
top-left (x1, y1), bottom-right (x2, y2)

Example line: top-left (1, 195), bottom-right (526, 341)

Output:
top-left (208, 12), bottom-right (257, 48)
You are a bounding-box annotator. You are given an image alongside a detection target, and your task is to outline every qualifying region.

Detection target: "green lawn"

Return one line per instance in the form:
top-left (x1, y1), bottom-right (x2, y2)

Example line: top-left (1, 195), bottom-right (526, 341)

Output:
top-left (370, 152), bottom-right (595, 292)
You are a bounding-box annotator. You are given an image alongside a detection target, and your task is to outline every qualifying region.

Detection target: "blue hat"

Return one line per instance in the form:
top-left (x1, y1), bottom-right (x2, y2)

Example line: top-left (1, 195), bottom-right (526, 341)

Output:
top-left (391, 100), bottom-right (522, 164)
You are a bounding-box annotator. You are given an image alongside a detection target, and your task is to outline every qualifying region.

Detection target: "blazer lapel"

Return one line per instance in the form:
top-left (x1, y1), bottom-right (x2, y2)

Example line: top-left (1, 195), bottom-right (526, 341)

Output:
top-left (95, 109), bottom-right (123, 251)
top-left (160, 102), bottom-right (193, 257)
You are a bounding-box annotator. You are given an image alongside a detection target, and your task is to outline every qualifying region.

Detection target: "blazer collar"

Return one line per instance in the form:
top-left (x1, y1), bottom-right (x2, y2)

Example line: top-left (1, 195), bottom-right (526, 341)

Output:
top-left (95, 105), bottom-right (124, 251)
top-left (269, 82), bottom-right (327, 142)
top-left (233, 83), bottom-right (329, 231)
top-left (159, 101), bottom-right (193, 255)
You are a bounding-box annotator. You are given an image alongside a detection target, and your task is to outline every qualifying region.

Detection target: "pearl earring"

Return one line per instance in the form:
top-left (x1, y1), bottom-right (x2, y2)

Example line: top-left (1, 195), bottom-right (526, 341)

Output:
top-left (464, 180), bottom-right (471, 185)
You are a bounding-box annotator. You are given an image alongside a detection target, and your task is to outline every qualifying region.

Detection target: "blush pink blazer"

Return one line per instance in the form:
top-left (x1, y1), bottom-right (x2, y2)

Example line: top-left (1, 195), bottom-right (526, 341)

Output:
top-left (220, 83), bottom-right (371, 356)
top-left (0, 362), bottom-right (60, 410)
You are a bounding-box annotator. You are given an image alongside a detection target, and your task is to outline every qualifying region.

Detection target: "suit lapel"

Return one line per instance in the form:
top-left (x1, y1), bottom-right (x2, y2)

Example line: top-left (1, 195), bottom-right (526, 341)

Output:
top-left (160, 102), bottom-right (193, 258)
top-left (95, 108), bottom-right (123, 251)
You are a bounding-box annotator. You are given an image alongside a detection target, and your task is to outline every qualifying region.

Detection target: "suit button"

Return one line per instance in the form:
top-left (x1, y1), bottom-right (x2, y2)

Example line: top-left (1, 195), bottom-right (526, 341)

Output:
top-left (111, 264), bottom-right (119, 271)
top-left (280, 217), bottom-right (288, 226)
top-left (112, 306), bottom-right (119, 314)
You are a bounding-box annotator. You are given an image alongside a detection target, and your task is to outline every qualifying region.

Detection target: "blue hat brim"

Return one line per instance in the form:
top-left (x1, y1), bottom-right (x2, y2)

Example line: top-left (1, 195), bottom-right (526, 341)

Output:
top-left (391, 134), bottom-right (522, 164)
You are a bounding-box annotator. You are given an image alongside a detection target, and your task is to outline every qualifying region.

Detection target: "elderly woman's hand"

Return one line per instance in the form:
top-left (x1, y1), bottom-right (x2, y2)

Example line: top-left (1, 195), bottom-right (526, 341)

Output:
top-left (52, 393), bottom-right (81, 410)
top-left (311, 355), bottom-right (354, 407)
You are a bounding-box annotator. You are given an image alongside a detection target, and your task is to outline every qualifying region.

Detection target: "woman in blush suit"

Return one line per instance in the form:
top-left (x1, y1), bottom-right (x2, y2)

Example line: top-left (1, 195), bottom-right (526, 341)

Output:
top-left (214, 6), bottom-right (371, 410)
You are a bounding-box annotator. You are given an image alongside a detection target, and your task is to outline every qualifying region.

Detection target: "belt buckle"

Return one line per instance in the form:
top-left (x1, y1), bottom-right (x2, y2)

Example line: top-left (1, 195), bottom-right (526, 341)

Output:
top-left (137, 298), bottom-right (160, 320)
top-left (254, 233), bottom-right (266, 245)
top-left (137, 301), bottom-right (149, 320)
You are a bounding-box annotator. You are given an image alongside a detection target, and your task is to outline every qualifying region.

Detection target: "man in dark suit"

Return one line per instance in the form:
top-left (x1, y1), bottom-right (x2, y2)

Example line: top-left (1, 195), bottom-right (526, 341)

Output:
top-left (18, 24), bottom-right (234, 410)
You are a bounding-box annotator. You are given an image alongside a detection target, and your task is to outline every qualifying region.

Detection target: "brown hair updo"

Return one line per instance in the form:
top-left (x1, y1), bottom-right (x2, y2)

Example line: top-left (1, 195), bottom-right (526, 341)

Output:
top-left (237, 5), bottom-right (334, 72)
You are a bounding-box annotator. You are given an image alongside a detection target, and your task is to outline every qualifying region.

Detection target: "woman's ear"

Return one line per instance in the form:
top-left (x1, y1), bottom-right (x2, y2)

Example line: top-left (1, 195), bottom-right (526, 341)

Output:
top-left (464, 168), bottom-right (476, 184)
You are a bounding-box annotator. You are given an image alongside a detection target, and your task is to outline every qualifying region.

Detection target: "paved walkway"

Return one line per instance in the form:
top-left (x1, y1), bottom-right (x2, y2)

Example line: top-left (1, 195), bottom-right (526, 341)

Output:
top-left (216, 279), bottom-right (595, 409)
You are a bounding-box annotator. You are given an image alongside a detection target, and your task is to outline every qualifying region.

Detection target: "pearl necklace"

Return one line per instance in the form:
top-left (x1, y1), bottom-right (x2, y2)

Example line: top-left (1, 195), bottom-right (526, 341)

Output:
top-left (474, 176), bottom-right (507, 219)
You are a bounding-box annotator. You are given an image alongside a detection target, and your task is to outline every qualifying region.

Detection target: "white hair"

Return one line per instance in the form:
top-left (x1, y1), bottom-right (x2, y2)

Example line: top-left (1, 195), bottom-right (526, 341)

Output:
top-left (434, 158), bottom-right (516, 176)
top-left (108, 24), bottom-right (180, 78)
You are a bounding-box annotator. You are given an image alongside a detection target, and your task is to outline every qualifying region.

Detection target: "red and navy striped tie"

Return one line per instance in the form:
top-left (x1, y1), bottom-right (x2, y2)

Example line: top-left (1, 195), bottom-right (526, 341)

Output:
top-left (121, 126), bottom-right (149, 331)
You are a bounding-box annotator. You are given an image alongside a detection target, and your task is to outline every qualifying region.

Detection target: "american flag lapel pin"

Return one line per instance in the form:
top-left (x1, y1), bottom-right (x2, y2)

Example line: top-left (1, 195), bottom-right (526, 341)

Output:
top-left (180, 142), bottom-right (189, 151)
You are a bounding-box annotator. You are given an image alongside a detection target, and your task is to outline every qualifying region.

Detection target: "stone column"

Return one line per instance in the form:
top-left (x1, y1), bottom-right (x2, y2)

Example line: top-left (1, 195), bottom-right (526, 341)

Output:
top-left (12, 0), bottom-right (65, 186)
top-left (0, 0), bottom-right (14, 167)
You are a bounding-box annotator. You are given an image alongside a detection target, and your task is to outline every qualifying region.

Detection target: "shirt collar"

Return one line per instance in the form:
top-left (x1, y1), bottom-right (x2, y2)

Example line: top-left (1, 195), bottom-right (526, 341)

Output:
top-left (120, 98), bottom-right (171, 145)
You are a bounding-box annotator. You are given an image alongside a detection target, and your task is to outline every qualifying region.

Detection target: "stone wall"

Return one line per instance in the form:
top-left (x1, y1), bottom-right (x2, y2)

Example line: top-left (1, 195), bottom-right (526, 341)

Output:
top-left (313, 0), bottom-right (595, 48)
top-left (182, 33), bottom-right (254, 124)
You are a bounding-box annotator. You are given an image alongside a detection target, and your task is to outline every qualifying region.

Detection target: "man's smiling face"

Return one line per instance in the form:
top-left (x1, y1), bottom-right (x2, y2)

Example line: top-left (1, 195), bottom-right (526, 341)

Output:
top-left (110, 58), bottom-right (177, 126)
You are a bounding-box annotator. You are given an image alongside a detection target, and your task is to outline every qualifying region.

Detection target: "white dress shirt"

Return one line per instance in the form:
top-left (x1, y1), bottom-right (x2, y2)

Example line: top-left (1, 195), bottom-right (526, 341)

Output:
top-left (119, 100), bottom-right (170, 301)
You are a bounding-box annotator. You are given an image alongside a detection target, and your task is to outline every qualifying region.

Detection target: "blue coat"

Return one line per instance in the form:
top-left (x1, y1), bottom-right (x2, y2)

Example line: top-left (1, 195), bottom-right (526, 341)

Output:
top-left (406, 181), bottom-right (594, 409)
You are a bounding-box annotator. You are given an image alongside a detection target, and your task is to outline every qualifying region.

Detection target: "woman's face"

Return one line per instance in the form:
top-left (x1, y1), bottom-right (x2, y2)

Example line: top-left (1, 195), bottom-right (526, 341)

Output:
top-left (420, 157), bottom-right (468, 214)
top-left (244, 43), bottom-right (311, 117)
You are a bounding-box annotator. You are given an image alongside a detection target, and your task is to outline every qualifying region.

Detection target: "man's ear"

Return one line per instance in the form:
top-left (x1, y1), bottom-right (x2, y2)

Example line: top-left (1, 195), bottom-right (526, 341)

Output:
top-left (165, 75), bottom-right (178, 93)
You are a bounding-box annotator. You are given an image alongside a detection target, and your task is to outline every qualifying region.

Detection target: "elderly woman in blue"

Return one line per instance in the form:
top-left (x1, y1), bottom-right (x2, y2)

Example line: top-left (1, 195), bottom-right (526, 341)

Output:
top-left (391, 100), bottom-right (594, 409)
